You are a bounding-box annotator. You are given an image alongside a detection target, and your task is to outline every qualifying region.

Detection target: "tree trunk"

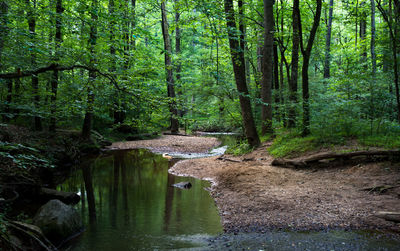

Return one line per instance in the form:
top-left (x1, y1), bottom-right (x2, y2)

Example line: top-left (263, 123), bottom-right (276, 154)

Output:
top-left (131, 0), bottom-right (136, 50)
top-left (370, 0), bottom-right (376, 75)
top-left (288, 0), bottom-right (300, 128)
top-left (82, 0), bottom-right (98, 139)
top-left (49, 0), bottom-right (63, 132)
top-left (0, 1), bottom-right (10, 122)
top-left (377, 1), bottom-right (400, 123)
top-left (3, 79), bottom-right (12, 122)
top-left (360, 1), bottom-right (367, 67)
top-left (175, 0), bottom-right (183, 118)
top-left (323, 0), bottom-right (334, 79)
top-left (161, 0), bottom-right (179, 134)
top-left (261, 0), bottom-right (274, 135)
top-left (224, 0), bottom-right (260, 147)
top-left (27, 0), bottom-right (42, 131)
top-left (300, 0), bottom-right (322, 136)
top-left (0, 1), bottom-right (8, 69)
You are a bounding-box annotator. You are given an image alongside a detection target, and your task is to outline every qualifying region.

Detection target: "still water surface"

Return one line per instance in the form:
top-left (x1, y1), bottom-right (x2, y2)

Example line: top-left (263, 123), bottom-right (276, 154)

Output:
top-left (58, 149), bottom-right (222, 250)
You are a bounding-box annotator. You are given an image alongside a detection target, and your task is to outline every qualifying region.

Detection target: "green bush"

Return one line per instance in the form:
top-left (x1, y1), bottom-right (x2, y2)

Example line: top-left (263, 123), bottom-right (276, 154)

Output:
top-left (226, 140), bottom-right (253, 156)
top-left (268, 130), bottom-right (317, 158)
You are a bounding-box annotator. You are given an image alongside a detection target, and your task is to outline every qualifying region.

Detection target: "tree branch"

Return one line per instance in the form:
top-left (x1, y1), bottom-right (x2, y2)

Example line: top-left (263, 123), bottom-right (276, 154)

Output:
top-left (0, 64), bottom-right (138, 97)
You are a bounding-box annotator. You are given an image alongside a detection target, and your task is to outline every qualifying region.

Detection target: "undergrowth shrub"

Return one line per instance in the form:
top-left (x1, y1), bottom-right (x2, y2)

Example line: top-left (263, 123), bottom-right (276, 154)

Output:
top-left (268, 130), bottom-right (317, 158)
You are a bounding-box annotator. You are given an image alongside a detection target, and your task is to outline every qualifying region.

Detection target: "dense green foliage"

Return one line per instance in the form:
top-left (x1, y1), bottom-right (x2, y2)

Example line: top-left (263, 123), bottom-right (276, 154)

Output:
top-left (0, 0), bottom-right (399, 147)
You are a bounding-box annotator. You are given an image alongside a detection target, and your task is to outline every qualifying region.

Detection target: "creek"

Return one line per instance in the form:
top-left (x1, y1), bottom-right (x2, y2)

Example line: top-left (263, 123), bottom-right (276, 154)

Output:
top-left (57, 149), bottom-right (222, 250)
top-left (56, 140), bottom-right (400, 250)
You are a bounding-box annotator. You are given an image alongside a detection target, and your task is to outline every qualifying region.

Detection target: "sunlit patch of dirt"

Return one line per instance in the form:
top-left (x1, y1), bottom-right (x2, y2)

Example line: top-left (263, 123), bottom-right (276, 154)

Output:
top-left (107, 135), bottom-right (220, 154)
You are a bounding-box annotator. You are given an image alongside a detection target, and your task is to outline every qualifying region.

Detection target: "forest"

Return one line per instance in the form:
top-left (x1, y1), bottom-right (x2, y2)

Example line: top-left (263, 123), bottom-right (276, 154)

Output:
top-left (1, 0), bottom-right (400, 250)
top-left (0, 0), bottom-right (399, 147)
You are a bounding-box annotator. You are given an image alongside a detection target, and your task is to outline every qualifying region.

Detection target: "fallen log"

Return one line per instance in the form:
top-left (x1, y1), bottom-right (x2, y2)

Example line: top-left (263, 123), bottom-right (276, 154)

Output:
top-left (271, 150), bottom-right (400, 168)
top-left (40, 188), bottom-right (80, 205)
top-left (375, 211), bottom-right (400, 223)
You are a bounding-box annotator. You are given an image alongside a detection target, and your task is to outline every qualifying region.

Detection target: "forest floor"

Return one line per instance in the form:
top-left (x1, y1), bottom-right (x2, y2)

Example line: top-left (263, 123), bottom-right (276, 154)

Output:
top-left (111, 135), bottom-right (400, 233)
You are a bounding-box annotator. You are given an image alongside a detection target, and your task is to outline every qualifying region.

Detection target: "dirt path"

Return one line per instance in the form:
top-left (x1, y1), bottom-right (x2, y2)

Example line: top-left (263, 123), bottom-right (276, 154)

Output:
top-left (170, 142), bottom-right (400, 233)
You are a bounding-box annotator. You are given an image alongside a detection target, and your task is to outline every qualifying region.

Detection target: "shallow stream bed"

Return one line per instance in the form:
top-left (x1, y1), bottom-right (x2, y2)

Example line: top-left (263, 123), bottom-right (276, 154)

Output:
top-left (57, 146), bottom-right (400, 250)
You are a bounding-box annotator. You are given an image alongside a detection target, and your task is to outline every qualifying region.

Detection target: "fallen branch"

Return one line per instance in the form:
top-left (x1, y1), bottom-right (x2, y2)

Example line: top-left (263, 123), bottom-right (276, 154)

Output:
top-left (375, 211), bottom-right (400, 223)
top-left (216, 156), bottom-right (241, 162)
top-left (271, 150), bottom-right (400, 168)
top-left (361, 185), bottom-right (400, 194)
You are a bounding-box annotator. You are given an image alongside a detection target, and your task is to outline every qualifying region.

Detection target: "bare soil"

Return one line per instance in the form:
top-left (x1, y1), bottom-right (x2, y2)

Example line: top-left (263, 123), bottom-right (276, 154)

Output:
top-left (110, 135), bottom-right (400, 233)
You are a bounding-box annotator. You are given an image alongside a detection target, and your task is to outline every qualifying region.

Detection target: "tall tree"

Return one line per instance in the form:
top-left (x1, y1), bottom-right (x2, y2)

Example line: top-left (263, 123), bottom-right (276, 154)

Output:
top-left (49, 0), bottom-right (63, 132)
top-left (323, 0), bottom-right (334, 79)
top-left (27, 0), bottom-right (42, 131)
top-left (175, 0), bottom-right (183, 118)
top-left (261, 0), bottom-right (274, 135)
top-left (300, 0), bottom-right (322, 135)
top-left (377, 0), bottom-right (400, 123)
top-left (360, 1), bottom-right (367, 66)
top-left (288, 0), bottom-right (300, 128)
top-left (224, 0), bottom-right (260, 147)
top-left (0, 1), bottom-right (11, 123)
top-left (370, 0), bottom-right (376, 75)
top-left (0, 1), bottom-right (8, 64)
top-left (82, 0), bottom-right (98, 139)
top-left (161, 0), bottom-right (179, 134)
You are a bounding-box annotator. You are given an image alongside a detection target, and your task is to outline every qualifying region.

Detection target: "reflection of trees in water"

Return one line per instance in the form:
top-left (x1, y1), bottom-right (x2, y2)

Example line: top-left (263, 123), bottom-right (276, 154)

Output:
top-left (110, 153), bottom-right (119, 228)
top-left (81, 183), bottom-right (85, 216)
top-left (82, 162), bottom-right (96, 223)
top-left (163, 172), bottom-right (175, 232)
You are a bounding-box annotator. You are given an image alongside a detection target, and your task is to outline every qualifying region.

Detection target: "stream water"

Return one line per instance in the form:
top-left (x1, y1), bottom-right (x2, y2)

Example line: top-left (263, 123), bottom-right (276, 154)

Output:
top-left (57, 149), bottom-right (222, 250)
top-left (57, 145), bottom-right (400, 250)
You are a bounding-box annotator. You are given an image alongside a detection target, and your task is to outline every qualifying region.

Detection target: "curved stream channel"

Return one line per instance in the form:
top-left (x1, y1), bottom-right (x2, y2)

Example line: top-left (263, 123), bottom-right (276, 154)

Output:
top-left (57, 145), bottom-right (400, 250)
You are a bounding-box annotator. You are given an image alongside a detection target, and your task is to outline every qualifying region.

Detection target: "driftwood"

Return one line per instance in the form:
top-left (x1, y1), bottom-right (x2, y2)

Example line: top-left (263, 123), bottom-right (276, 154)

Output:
top-left (375, 211), bottom-right (400, 223)
top-left (271, 150), bottom-right (400, 168)
top-left (361, 185), bottom-right (400, 193)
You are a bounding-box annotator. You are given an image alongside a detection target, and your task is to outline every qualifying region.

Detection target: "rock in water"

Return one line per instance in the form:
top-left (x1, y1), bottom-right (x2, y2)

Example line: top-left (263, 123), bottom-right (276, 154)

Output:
top-left (172, 182), bottom-right (192, 189)
top-left (33, 199), bottom-right (83, 243)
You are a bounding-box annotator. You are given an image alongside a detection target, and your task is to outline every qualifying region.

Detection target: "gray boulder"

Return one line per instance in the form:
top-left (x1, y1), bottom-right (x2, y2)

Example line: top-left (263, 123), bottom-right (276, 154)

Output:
top-left (33, 199), bottom-right (83, 243)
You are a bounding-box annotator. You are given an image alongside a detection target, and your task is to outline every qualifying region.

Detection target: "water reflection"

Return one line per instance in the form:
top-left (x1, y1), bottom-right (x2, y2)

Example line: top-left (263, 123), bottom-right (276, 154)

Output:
top-left (58, 149), bottom-right (222, 250)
